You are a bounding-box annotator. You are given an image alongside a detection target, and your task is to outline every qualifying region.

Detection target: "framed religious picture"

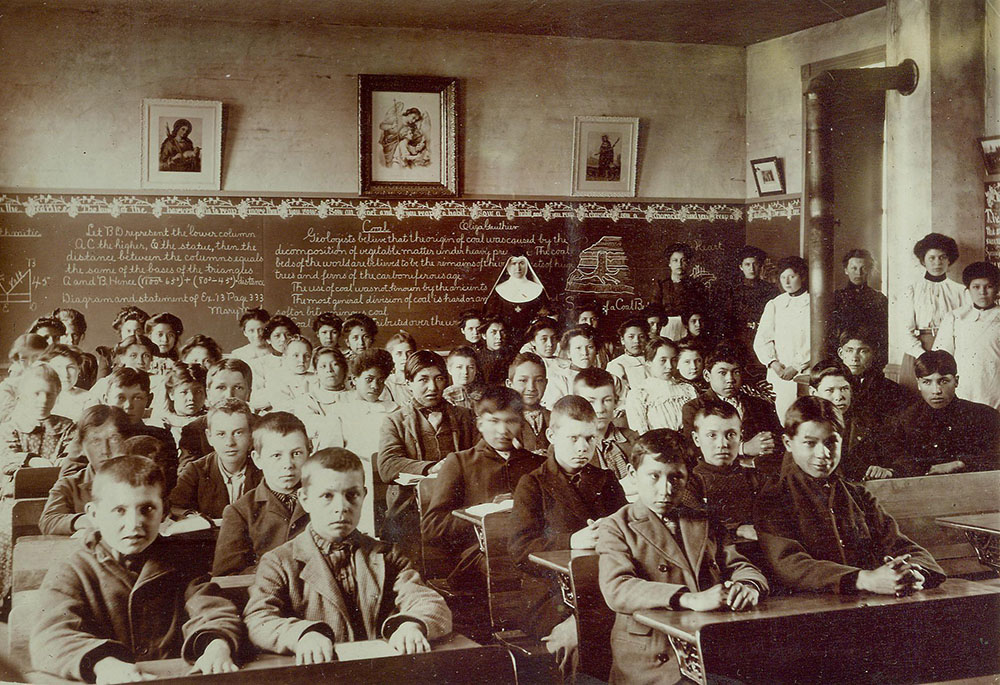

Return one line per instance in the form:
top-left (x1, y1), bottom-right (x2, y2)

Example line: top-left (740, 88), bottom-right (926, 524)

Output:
top-left (979, 135), bottom-right (1000, 176)
top-left (141, 98), bottom-right (223, 190)
top-left (359, 75), bottom-right (460, 197)
top-left (750, 156), bottom-right (786, 196)
top-left (571, 116), bottom-right (639, 197)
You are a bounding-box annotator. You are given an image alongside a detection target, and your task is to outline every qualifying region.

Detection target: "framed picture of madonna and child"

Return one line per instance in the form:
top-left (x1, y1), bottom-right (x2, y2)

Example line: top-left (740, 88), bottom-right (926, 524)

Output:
top-left (141, 98), bottom-right (223, 190)
top-left (359, 74), bottom-right (460, 197)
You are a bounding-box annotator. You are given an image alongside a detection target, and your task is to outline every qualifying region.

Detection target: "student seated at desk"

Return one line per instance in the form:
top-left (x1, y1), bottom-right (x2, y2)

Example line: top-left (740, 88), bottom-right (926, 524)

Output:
top-left (171, 398), bottom-right (262, 520)
top-left (691, 399), bottom-right (761, 540)
top-left (506, 352), bottom-right (550, 454)
top-left (244, 448), bottom-right (452, 661)
top-left (598, 429), bottom-right (767, 685)
top-left (881, 349), bottom-right (1000, 477)
top-left (178, 358), bottom-right (254, 469)
top-left (39, 405), bottom-right (130, 536)
top-left (420, 387), bottom-right (543, 589)
top-left (213, 411), bottom-right (310, 576)
top-left (0, 364), bottom-right (75, 492)
top-left (755, 396), bottom-right (946, 595)
top-left (509, 395), bottom-right (627, 667)
top-left (31, 455), bottom-right (245, 683)
top-left (377, 350), bottom-right (478, 545)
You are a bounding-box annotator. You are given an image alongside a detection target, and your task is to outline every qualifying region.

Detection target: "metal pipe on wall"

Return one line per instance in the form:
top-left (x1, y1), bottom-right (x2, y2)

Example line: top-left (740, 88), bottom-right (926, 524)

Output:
top-left (802, 59), bottom-right (918, 363)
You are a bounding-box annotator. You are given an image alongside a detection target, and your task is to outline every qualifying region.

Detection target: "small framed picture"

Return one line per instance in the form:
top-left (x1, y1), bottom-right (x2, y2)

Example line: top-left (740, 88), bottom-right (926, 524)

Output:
top-left (979, 135), bottom-right (1000, 176)
top-left (750, 157), bottom-right (786, 196)
top-left (571, 116), bottom-right (639, 197)
top-left (141, 99), bottom-right (222, 190)
top-left (359, 75), bottom-right (460, 197)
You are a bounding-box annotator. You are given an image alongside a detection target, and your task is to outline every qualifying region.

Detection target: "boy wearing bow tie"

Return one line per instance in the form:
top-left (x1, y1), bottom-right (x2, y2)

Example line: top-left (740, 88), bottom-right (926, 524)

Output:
top-left (244, 448), bottom-right (451, 662)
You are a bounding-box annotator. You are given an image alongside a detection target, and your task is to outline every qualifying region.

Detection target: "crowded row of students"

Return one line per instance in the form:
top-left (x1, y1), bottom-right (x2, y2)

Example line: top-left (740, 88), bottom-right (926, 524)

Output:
top-left (0, 235), bottom-right (996, 683)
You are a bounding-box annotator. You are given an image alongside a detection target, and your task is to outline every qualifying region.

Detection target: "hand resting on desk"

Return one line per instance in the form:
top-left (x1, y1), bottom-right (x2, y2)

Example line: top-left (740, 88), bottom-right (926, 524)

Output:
top-left (856, 554), bottom-right (926, 596)
top-left (296, 630), bottom-right (336, 665)
top-left (93, 656), bottom-right (155, 684)
top-left (388, 621), bottom-right (430, 654)
top-left (190, 638), bottom-right (239, 676)
top-left (679, 581), bottom-right (760, 613)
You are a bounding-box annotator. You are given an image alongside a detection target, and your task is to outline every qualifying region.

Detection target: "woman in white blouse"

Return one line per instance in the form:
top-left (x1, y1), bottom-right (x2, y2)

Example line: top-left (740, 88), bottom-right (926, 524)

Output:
top-left (899, 233), bottom-right (967, 389)
top-left (754, 256), bottom-right (811, 423)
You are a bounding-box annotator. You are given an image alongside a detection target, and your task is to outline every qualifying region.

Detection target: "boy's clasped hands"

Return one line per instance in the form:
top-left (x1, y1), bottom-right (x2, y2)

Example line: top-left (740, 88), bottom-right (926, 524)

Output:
top-left (678, 580), bottom-right (760, 613)
top-left (857, 554), bottom-right (926, 596)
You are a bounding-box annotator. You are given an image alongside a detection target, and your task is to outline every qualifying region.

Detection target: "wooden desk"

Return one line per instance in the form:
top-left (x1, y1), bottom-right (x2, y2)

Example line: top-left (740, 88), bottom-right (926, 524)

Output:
top-left (634, 578), bottom-right (1000, 685)
top-left (27, 635), bottom-right (505, 684)
top-left (529, 549), bottom-right (612, 682)
top-left (937, 512), bottom-right (1000, 574)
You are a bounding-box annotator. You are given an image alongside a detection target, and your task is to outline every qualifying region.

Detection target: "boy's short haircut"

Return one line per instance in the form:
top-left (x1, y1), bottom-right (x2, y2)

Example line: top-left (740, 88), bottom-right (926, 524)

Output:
top-left (262, 314), bottom-right (301, 340)
top-left (736, 245), bottom-right (767, 264)
top-left (704, 344), bottom-right (743, 374)
top-left (30, 316), bottom-right (67, 337)
top-left (114, 335), bottom-right (157, 360)
top-left (179, 334), bottom-right (223, 364)
top-left (783, 396), bottom-right (845, 438)
top-left (962, 260), bottom-right (1000, 288)
top-left (239, 307), bottom-right (271, 329)
top-left (457, 309), bottom-right (482, 329)
top-left (693, 398), bottom-right (741, 430)
top-left (448, 345), bottom-right (478, 363)
top-left (630, 428), bottom-right (688, 469)
top-left (39, 343), bottom-right (84, 368)
top-left (385, 331), bottom-right (416, 351)
top-left (842, 248), bottom-right (873, 267)
top-left (252, 411), bottom-right (309, 454)
top-left (207, 358), bottom-right (253, 389)
top-left (913, 232), bottom-right (959, 264)
top-left (508, 352), bottom-right (546, 380)
top-left (312, 345), bottom-right (347, 371)
top-left (403, 349), bottom-right (447, 382)
top-left (207, 397), bottom-right (254, 431)
top-left (643, 336), bottom-right (678, 362)
top-left (107, 366), bottom-right (151, 394)
top-left (77, 404), bottom-right (131, 442)
top-left (475, 386), bottom-right (524, 417)
top-left (146, 312), bottom-right (184, 338)
top-left (311, 312), bottom-right (343, 334)
top-left (549, 395), bottom-right (597, 431)
top-left (53, 308), bottom-right (88, 335)
top-left (302, 447), bottom-right (365, 489)
top-left (837, 327), bottom-right (878, 350)
top-left (349, 348), bottom-right (394, 379)
top-left (616, 317), bottom-right (648, 340)
top-left (18, 363), bottom-right (61, 394)
top-left (809, 358), bottom-right (852, 389)
top-left (112, 306), bottom-right (150, 332)
top-left (664, 242), bottom-right (694, 261)
top-left (92, 455), bottom-right (166, 501)
top-left (560, 325), bottom-right (596, 351)
top-left (573, 366), bottom-right (616, 393)
top-left (122, 435), bottom-right (171, 467)
top-left (342, 312), bottom-right (379, 339)
top-left (8, 333), bottom-right (48, 362)
top-left (526, 317), bottom-right (560, 341)
top-left (775, 256), bottom-right (809, 286)
top-left (283, 334), bottom-right (313, 354)
top-left (914, 349), bottom-right (958, 378)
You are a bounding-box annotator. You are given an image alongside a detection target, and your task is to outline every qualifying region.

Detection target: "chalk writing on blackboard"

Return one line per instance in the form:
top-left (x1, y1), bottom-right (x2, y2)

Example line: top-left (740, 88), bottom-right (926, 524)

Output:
top-left (566, 236), bottom-right (635, 295)
top-left (986, 183), bottom-right (1000, 267)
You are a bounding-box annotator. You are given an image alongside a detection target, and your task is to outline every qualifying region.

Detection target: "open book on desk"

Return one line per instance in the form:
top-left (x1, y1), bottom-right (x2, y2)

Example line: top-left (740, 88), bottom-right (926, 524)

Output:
top-left (395, 472), bottom-right (438, 486)
top-left (464, 499), bottom-right (513, 517)
top-left (159, 514), bottom-right (222, 536)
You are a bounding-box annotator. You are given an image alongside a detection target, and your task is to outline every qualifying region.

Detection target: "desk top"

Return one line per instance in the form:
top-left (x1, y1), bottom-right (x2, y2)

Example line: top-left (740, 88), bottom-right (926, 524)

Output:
top-left (527, 549), bottom-right (597, 575)
top-left (633, 578), bottom-right (1000, 642)
top-left (27, 634), bottom-right (480, 684)
top-left (936, 511), bottom-right (1000, 535)
top-left (452, 504), bottom-right (512, 527)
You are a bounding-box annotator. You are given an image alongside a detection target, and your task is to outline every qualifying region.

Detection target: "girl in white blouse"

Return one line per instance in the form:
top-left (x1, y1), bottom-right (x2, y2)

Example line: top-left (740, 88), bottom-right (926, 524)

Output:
top-left (754, 256), bottom-right (811, 423)
top-left (899, 233), bottom-right (967, 389)
top-left (626, 337), bottom-right (697, 433)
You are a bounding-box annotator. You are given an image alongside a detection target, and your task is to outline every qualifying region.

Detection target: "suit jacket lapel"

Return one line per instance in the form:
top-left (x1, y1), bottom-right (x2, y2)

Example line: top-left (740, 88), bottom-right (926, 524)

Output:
top-left (354, 540), bottom-right (384, 639)
top-left (537, 457), bottom-right (592, 523)
top-left (404, 405), bottom-right (425, 461)
top-left (294, 535), bottom-right (351, 628)
top-left (680, 516), bottom-right (707, 579)
top-left (205, 454), bottom-right (227, 504)
top-left (628, 504), bottom-right (695, 581)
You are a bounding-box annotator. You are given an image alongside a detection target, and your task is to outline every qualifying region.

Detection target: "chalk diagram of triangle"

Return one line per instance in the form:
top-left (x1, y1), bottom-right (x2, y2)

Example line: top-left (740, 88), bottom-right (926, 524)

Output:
top-left (566, 235), bottom-right (635, 295)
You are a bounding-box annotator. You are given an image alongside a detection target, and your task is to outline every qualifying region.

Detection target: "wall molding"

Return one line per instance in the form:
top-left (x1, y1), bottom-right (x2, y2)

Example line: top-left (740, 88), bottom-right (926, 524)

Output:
top-left (745, 197), bottom-right (801, 222)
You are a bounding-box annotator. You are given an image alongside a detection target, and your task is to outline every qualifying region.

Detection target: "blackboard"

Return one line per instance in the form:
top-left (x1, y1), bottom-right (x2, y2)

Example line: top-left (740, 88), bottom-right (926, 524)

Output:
top-left (0, 195), bottom-right (745, 353)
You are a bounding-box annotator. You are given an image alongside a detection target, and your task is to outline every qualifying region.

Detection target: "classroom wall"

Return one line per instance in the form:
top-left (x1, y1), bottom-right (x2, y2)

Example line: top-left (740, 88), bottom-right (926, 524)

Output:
top-left (0, 6), bottom-right (747, 199)
top-left (744, 8), bottom-right (889, 199)
top-left (987, 0), bottom-right (1000, 136)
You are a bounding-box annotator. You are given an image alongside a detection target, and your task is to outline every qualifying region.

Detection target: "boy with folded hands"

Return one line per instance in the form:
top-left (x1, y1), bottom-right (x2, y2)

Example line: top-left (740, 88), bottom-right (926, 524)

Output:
top-left (244, 448), bottom-right (451, 662)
